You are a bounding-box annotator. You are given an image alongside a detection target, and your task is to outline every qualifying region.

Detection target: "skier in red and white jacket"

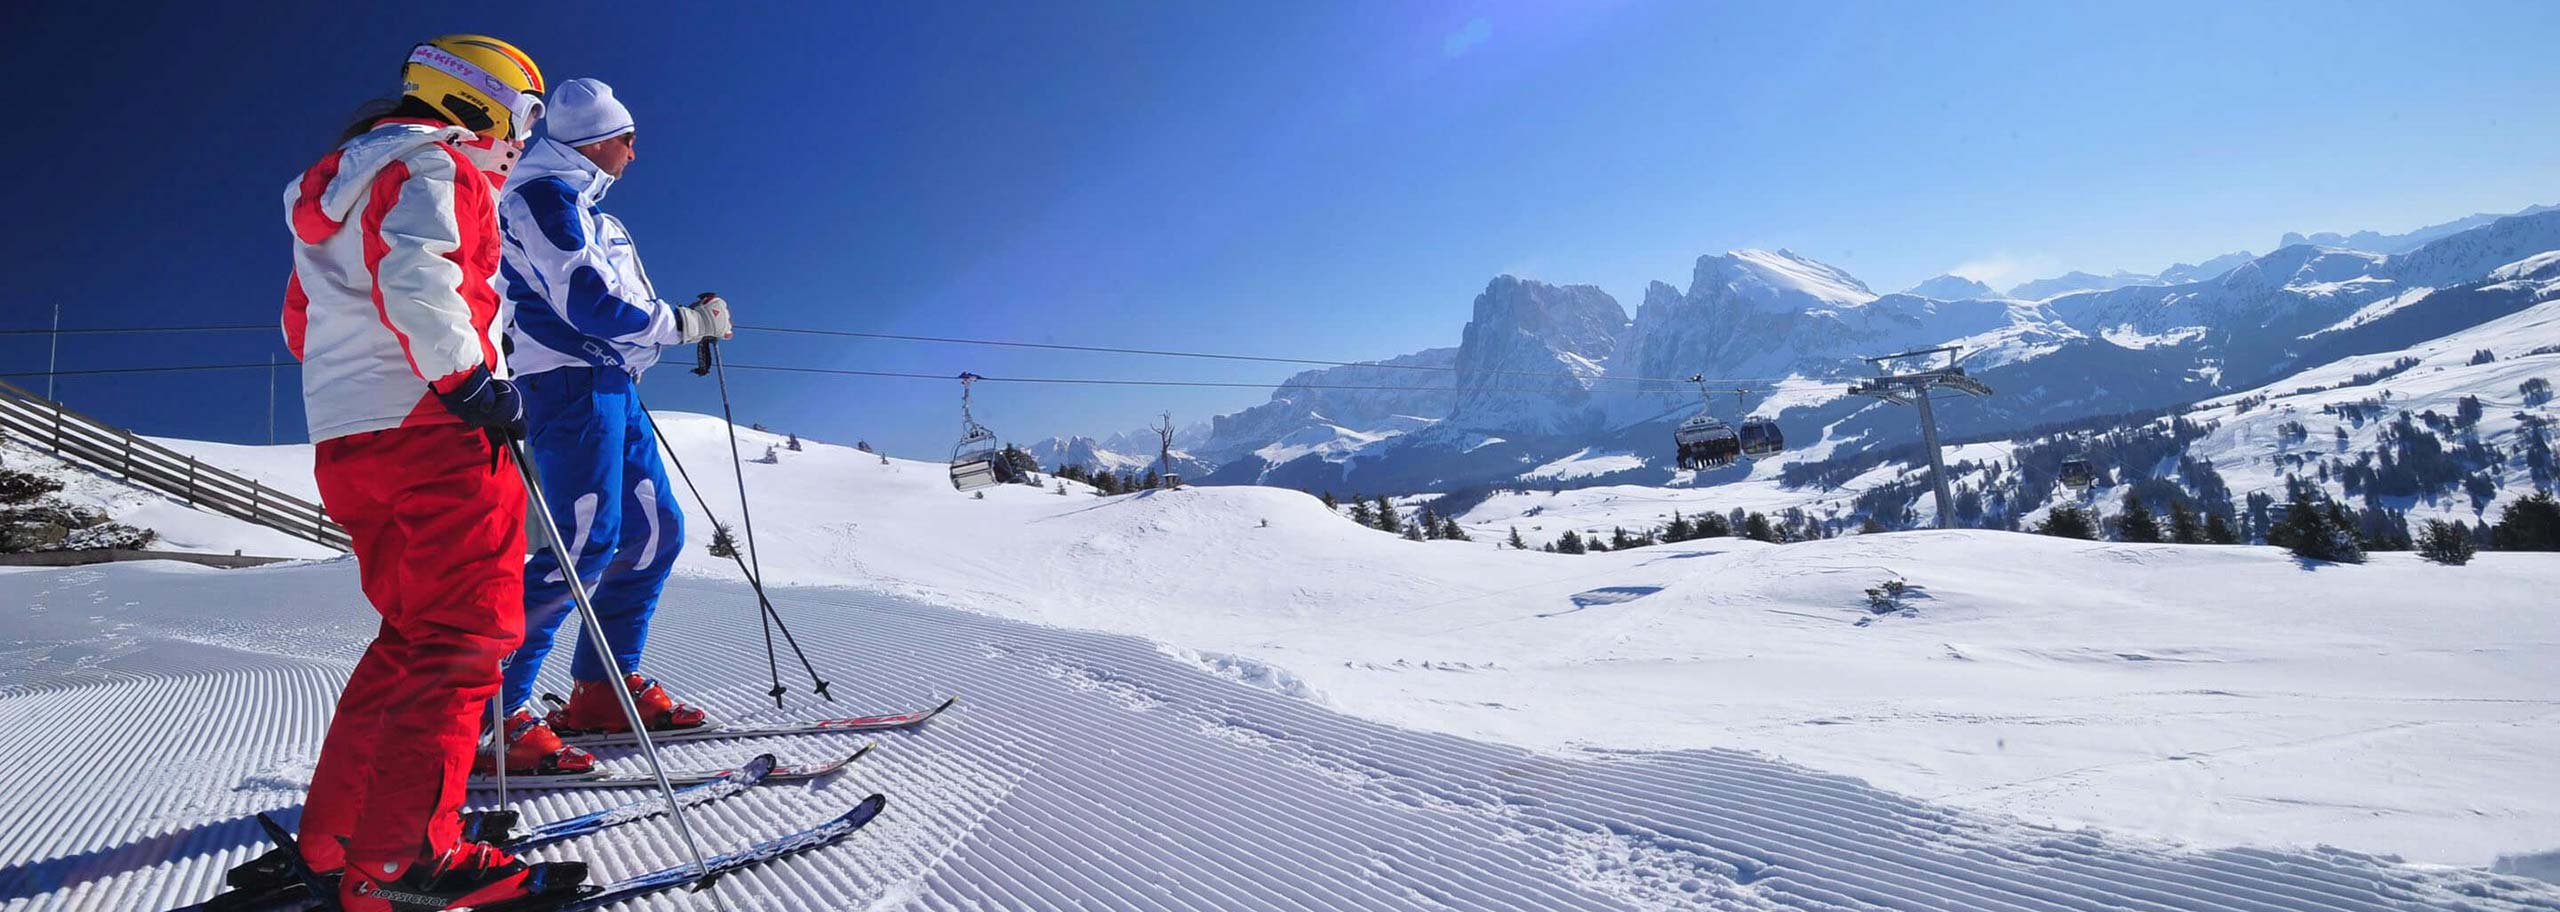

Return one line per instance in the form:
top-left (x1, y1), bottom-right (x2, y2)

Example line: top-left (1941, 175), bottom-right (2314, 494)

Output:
top-left (279, 34), bottom-right (587, 912)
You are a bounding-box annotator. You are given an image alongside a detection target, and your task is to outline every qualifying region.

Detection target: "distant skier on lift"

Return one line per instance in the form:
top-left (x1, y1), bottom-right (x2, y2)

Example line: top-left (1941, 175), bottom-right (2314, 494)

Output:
top-left (281, 34), bottom-right (589, 910)
top-left (489, 77), bottom-right (736, 774)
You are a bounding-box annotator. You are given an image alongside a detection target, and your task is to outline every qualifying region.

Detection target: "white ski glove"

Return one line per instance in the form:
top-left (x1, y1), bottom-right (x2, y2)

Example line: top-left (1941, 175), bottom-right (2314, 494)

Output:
top-left (678, 293), bottom-right (734, 343)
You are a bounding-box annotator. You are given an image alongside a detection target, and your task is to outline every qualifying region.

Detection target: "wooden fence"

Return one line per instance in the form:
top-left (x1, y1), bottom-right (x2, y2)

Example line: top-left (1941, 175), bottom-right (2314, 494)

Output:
top-left (0, 377), bottom-right (350, 552)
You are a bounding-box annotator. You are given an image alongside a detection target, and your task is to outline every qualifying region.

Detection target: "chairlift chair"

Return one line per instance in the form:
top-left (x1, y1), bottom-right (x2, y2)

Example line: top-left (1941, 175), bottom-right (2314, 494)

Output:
top-left (949, 373), bottom-right (1005, 492)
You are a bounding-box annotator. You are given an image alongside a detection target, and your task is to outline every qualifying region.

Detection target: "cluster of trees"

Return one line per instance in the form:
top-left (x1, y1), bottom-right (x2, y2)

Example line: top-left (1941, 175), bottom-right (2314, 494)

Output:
top-left (0, 467), bottom-right (157, 553)
top-left (1320, 493), bottom-right (1468, 541)
top-left (1519, 507), bottom-right (1818, 555)
top-left (2034, 478), bottom-right (2560, 566)
top-left (1053, 462), bottom-right (1159, 495)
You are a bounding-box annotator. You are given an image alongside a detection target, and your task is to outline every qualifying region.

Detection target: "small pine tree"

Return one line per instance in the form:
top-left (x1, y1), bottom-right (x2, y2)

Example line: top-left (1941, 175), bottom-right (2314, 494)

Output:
top-left (2276, 483), bottom-right (2364, 563)
top-left (1663, 511), bottom-right (1693, 543)
top-left (1693, 512), bottom-right (1732, 538)
top-left (2204, 511), bottom-right (2239, 545)
top-left (1348, 499), bottom-right (1374, 526)
top-left (1742, 512), bottom-right (1778, 543)
top-left (2036, 505), bottom-right (2098, 540)
top-left (1555, 529), bottom-right (1587, 555)
top-left (1506, 526), bottom-right (1527, 549)
top-left (1417, 505), bottom-right (1442, 540)
top-left (2491, 490), bottom-right (2560, 551)
top-left (2168, 500), bottom-right (2203, 544)
top-left (2417, 519), bottom-right (2475, 565)
top-left (2114, 493), bottom-right (2163, 543)
top-left (1373, 497), bottom-right (1402, 535)
top-left (1402, 525), bottom-right (1425, 541)
top-left (1857, 515), bottom-right (1888, 535)
top-left (1442, 517), bottom-right (1470, 541)
top-left (1321, 491), bottom-right (1339, 511)
top-left (1610, 526), bottom-right (1635, 550)
top-left (708, 523), bottom-right (740, 558)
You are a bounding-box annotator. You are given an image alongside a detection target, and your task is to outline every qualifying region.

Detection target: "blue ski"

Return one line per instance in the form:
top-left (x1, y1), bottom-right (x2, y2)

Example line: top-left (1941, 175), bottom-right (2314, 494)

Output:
top-left (536, 793), bottom-right (889, 911)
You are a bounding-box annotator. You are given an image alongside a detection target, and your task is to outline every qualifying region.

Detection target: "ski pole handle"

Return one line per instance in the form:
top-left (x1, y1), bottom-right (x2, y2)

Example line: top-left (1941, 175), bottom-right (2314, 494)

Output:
top-left (694, 339), bottom-right (713, 376)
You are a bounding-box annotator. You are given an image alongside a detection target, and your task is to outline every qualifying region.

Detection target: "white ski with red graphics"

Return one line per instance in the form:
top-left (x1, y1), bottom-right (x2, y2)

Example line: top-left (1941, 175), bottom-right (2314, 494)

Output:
top-left (466, 743), bottom-right (871, 791)
top-left (551, 694), bottom-right (958, 749)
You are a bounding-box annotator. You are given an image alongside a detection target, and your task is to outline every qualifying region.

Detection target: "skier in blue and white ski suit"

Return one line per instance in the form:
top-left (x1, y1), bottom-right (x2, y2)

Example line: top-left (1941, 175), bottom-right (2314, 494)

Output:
top-left (493, 78), bottom-right (732, 765)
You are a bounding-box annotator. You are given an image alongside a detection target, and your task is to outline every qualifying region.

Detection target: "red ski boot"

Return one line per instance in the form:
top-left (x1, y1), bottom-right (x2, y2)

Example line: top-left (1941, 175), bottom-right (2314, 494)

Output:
top-left (340, 840), bottom-right (584, 912)
top-left (549, 674), bottom-right (709, 734)
top-left (475, 709), bottom-right (596, 776)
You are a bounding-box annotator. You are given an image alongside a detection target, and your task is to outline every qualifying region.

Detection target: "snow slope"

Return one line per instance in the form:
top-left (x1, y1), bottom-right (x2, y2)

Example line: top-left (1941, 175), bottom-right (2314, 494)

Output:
top-left (4, 420), bottom-right (2557, 912)
top-left (9, 561), bottom-right (2555, 911)
top-left (0, 438), bottom-right (336, 560)
top-left (635, 419), bottom-right (2558, 867)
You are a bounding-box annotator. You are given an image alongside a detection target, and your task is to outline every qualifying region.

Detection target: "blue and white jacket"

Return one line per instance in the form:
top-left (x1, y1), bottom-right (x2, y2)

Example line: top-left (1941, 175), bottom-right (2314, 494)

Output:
top-left (497, 138), bottom-right (682, 378)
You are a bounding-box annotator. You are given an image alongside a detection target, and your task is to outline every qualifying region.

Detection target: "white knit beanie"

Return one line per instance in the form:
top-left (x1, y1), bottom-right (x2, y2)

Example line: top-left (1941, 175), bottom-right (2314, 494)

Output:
top-left (546, 78), bottom-right (634, 147)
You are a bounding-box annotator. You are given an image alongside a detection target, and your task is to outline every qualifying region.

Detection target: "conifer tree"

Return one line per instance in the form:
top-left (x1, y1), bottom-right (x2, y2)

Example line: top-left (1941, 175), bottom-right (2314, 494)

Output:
top-left (2168, 500), bottom-right (2203, 544)
top-left (1610, 526), bottom-right (1635, 550)
top-left (1417, 505), bottom-right (1442, 540)
top-left (2492, 490), bottom-right (2560, 550)
top-left (708, 523), bottom-right (740, 558)
top-left (2036, 504), bottom-right (2098, 540)
top-left (1442, 517), bottom-right (1470, 541)
top-left (1373, 497), bottom-right (1402, 535)
top-left (1857, 515), bottom-right (1887, 535)
top-left (1348, 499), bottom-right (1374, 526)
top-left (1742, 512), bottom-right (1778, 543)
top-left (2275, 482), bottom-right (2365, 563)
top-left (2204, 511), bottom-right (2239, 545)
top-left (1663, 511), bottom-right (1692, 543)
top-left (1321, 491), bottom-right (1339, 511)
top-left (1555, 529), bottom-right (1587, 554)
top-left (1506, 526), bottom-right (1527, 549)
top-left (1694, 511), bottom-right (1732, 538)
top-left (2114, 492), bottom-right (2162, 543)
top-left (2417, 519), bottom-right (2475, 565)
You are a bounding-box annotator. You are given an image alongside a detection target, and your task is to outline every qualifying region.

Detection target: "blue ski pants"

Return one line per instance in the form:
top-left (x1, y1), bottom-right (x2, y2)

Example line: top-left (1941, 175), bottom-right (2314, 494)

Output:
top-left (503, 366), bottom-right (685, 713)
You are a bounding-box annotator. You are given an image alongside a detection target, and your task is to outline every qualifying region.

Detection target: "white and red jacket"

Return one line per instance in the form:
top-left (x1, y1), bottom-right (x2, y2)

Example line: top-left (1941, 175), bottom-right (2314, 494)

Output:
top-left (282, 119), bottom-right (510, 443)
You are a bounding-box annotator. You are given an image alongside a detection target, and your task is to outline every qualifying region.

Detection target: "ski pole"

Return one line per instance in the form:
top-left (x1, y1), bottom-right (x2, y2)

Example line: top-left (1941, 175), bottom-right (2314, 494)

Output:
top-left (509, 436), bottom-right (722, 891)
top-left (640, 406), bottom-right (833, 702)
top-left (489, 690), bottom-right (509, 813)
top-left (695, 335), bottom-right (834, 705)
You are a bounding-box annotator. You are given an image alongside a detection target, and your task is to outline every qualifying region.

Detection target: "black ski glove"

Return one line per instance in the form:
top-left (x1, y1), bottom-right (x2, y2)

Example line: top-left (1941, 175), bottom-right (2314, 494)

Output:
top-left (433, 366), bottom-right (527, 465)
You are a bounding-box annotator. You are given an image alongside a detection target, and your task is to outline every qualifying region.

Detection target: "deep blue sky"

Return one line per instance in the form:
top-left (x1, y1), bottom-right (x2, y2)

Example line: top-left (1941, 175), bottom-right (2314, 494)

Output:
top-left (6, 1), bottom-right (2557, 456)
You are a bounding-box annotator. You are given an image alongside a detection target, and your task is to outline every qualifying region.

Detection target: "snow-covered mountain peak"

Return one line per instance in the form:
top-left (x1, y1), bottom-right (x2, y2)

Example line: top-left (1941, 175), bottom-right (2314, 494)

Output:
top-left (1696, 248), bottom-right (1878, 310)
top-left (1903, 274), bottom-right (2001, 301)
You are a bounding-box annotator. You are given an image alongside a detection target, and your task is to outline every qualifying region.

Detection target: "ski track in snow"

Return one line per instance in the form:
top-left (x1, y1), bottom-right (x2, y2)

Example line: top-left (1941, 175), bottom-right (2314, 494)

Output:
top-left (4, 569), bottom-right (2555, 911)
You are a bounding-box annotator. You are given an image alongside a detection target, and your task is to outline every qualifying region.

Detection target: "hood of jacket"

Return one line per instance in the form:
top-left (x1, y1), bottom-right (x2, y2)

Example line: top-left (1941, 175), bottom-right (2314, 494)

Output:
top-left (511, 137), bottom-right (616, 206)
top-left (286, 120), bottom-right (479, 245)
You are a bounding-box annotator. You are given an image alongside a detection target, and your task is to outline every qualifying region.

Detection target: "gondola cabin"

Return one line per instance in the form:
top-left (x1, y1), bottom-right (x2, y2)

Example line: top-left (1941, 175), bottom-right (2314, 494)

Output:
top-left (1675, 415), bottom-right (1740, 470)
top-left (2058, 458), bottom-right (2096, 490)
top-left (1737, 416), bottom-right (1785, 457)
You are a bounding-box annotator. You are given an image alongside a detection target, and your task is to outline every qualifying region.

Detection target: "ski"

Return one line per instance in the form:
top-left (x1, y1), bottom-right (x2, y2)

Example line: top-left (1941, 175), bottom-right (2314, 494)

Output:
top-left (466, 743), bottom-right (870, 791)
top-left (551, 694), bottom-right (958, 748)
top-left (531, 793), bottom-right (887, 911)
top-left (179, 755), bottom-right (790, 912)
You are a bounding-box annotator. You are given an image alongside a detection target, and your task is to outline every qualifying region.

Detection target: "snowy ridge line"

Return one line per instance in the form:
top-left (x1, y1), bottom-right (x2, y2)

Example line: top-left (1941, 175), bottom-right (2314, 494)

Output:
top-left (7, 568), bottom-right (2556, 911)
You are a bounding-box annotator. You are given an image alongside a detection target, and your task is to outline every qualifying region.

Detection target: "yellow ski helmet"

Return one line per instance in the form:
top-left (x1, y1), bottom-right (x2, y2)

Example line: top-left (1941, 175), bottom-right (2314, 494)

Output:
top-left (401, 35), bottom-right (546, 141)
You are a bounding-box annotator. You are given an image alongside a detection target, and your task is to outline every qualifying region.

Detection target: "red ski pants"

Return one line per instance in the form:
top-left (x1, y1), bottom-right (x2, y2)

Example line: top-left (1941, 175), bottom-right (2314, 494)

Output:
top-left (300, 425), bottom-right (527, 870)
